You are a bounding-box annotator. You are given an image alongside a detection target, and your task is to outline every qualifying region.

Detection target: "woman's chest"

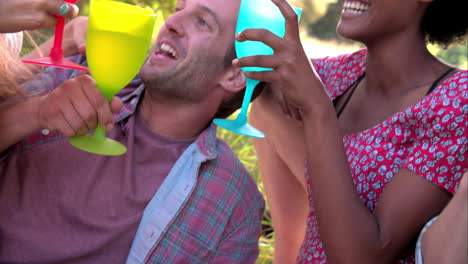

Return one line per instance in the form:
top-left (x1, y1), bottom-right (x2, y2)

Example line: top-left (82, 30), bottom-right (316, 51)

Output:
top-left (342, 115), bottom-right (422, 210)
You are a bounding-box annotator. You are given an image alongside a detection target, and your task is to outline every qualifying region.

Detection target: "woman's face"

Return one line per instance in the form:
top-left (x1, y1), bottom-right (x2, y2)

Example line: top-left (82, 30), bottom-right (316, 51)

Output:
top-left (336, 0), bottom-right (430, 44)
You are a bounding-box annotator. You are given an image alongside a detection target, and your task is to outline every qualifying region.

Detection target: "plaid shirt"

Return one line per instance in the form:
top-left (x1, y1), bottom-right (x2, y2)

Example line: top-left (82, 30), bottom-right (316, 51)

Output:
top-left (8, 55), bottom-right (265, 263)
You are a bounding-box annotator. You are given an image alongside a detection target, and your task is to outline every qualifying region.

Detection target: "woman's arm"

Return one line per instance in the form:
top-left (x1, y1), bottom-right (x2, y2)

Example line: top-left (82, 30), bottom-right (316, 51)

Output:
top-left (22, 16), bottom-right (88, 72)
top-left (422, 172), bottom-right (468, 264)
top-left (235, 1), bottom-right (459, 263)
top-left (300, 105), bottom-right (452, 264)
top-left (0, 0), bottom-right (78, 33)
top-left (251, 93), bottom-right (309, 264)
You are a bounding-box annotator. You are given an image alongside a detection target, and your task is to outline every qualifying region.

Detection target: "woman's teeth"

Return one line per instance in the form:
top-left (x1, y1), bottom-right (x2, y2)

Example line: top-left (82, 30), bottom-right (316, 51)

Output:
top-left (343, 1), bottom-right (370, 15)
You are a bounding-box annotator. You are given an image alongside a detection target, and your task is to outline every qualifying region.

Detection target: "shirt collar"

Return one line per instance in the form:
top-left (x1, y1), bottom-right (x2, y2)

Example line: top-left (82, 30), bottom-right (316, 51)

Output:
top-left (114, 81), bottom-right (219, 161)
top-left (113, 79), bottom-right (144, 123)
top-left (194, 123), bottom-right (218, 160)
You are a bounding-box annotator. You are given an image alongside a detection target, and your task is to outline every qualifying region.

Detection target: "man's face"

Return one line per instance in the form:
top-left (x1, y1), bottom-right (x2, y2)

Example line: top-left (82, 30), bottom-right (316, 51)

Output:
top-left (139, 0), bottom-right (240, 102)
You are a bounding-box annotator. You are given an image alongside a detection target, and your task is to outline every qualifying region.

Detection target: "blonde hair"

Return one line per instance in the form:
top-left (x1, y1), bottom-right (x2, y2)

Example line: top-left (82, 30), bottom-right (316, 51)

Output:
top-left (0, 33), bottom-right (33, 98)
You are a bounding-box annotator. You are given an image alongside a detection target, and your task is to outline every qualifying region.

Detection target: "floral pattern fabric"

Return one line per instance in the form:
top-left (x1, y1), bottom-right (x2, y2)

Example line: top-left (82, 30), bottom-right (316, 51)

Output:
top-left (296, 49), bottom-right (468, 264)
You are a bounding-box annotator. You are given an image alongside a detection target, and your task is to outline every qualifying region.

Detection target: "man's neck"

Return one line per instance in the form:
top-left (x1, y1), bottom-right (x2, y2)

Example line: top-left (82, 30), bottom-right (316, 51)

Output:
top-left (139, 89), bottom-right (218, 139)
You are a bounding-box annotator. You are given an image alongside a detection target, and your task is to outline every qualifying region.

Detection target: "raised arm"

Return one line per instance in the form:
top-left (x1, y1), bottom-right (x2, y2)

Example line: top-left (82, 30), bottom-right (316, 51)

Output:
top-left (251, 92), bottom-right (309, 264)
top-left (0, 0), bottom-right (79, 33)
top-left (421, 172), bottom-right (468, 264)
top-left (234, 0), bottom-right (464, 263)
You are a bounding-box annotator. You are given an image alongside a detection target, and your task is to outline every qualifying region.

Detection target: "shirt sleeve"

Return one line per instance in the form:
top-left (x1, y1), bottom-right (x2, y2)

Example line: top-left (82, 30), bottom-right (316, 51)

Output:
top-left (210, 206), bottom-right (264, 263)
top-left (402, 74), bottom-right (468, 194)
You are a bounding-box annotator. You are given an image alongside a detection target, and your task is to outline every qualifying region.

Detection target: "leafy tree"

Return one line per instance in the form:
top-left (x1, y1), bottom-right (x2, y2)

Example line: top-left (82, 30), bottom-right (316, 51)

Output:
top-left (306, 0), bottom-right (352, 43)
top-left (429, 43), bottom-right (468, 69)
top-left (297, 0), bottom-right (337, 26)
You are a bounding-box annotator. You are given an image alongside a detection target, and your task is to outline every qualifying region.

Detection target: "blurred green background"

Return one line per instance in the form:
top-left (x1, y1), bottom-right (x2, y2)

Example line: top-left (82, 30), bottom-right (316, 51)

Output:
top-left (21, 1), bottom-right (467, 263)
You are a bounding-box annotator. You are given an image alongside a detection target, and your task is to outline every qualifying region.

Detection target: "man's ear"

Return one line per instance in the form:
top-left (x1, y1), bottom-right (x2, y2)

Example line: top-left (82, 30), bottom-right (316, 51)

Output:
top-left (219, 65), bottom-right (246, 93)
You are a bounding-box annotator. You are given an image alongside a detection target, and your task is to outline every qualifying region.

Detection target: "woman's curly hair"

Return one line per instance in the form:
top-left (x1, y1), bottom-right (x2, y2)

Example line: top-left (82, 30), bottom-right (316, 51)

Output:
top-left (421, 0), bottom-right (467, 46)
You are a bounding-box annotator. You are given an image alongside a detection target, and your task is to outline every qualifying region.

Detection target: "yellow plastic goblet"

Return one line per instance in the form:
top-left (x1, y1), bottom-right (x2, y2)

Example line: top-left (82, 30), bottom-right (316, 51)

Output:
top-left (69, 0), bottom-right (156, 156)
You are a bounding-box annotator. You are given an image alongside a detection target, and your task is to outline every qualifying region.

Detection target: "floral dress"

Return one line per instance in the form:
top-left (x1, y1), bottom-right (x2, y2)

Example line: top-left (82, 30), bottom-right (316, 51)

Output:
top-left (296, 50), bottom-right (468, 264)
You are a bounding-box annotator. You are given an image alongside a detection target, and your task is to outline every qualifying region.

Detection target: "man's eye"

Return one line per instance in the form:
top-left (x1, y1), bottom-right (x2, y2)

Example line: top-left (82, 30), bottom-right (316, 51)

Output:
top-left (197, 17), bottom-right (209, 27)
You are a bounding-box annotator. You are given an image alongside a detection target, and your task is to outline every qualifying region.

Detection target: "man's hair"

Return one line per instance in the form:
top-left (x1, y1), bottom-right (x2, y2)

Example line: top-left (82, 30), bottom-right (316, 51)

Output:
top-left (214, 44), bottom-right (265, 119)
top-left (421, 0), bottom-right (467, 46)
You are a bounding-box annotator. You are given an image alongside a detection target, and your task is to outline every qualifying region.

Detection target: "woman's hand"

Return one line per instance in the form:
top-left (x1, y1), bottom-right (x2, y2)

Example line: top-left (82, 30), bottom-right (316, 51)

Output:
top-left (0, 0), bottom-right (79, 33)
top-left (21, 16), bottom-right (88, 67)
top-left (262, 83), bottom-right (304, 121)
top-left (233, 0), bottom-right (326, 117)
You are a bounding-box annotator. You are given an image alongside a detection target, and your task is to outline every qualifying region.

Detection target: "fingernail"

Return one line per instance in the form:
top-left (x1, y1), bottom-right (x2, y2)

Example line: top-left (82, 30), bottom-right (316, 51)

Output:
top-left (232, 58), bottom-right (238, 65)
top-left (105, 123), bottom-right (114, 131)
top-left (59, 2), bottom-right (70, 16)
top-left (235, 33), bottom-right (241, 40)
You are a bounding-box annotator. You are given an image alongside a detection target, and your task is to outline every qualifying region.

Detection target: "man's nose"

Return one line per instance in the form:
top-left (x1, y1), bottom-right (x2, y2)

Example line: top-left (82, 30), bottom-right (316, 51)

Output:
top-left (163, 13), bottom-right (186, 37)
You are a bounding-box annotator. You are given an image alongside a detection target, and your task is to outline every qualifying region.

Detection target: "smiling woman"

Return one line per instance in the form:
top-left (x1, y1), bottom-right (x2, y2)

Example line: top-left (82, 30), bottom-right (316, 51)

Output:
top-left (342, 1), bottom-right (369, 14)
top-left (243, 0), bottom-right (468, 263)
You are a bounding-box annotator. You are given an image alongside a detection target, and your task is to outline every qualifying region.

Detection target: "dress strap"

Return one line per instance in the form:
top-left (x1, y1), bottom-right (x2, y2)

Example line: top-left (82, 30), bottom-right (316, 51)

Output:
top-left (335, 68), bottom-right (454, 118)
top-left (335, 73), bottom-right (366, 118)
top-left (425, 68), bottom-right (456, 95)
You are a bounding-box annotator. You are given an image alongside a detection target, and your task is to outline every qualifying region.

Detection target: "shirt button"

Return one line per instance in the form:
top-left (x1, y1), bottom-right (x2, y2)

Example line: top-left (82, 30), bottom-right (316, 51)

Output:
top-left (42, 129), bottom-right (50, 135)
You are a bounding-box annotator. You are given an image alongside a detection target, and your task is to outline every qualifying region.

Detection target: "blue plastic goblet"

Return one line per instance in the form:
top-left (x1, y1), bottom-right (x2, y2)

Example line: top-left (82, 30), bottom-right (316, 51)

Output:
top-left (213, 0), bottom-right (302, 138)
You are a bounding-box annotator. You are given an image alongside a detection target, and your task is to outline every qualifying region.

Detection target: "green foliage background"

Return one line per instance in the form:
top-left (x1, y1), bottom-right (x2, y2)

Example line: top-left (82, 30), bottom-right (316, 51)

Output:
top-left (21, 1), bottom-right (466, 263)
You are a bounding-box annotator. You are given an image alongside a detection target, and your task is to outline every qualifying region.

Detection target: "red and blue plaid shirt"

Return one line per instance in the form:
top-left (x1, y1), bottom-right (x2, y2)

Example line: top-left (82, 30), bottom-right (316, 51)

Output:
top-left (8, 55), bottom-right (265, 263)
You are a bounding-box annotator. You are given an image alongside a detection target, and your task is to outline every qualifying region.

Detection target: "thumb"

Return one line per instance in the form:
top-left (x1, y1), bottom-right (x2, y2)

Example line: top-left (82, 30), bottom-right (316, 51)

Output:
top-left (78, 43), bottom-right (86, 55)
top-left (110, 97), bottom-right (123, 114)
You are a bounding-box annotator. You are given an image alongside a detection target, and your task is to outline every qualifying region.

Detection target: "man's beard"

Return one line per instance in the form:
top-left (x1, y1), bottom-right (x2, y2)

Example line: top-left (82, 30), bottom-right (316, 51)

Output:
top-left (141, 51), bottom-right (226, 103)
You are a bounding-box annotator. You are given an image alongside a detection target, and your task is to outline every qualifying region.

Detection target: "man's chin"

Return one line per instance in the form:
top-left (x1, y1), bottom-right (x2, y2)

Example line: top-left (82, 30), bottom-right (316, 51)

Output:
top-left (140, 69), bottom-right (162, 84)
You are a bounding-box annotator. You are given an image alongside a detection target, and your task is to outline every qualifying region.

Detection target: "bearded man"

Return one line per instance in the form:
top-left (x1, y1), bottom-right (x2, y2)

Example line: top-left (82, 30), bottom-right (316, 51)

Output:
top-left (0, 0), bottom-right (264, 263)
